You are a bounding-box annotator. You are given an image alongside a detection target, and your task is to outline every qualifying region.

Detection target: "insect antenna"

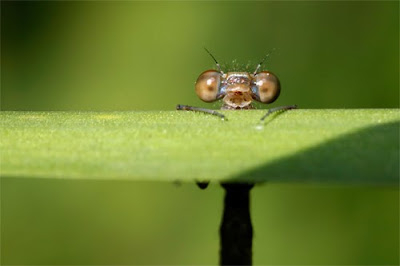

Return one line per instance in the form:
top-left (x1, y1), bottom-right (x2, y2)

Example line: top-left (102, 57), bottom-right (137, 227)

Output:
top-left (253, 49), bottom-right (276, 75)
top-left (204, 47), bottom-right (224, 74)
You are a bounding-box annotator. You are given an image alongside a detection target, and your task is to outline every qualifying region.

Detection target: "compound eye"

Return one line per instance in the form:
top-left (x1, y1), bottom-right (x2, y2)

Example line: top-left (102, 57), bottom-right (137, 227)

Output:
top-left (195, 70), bottom-right (222, 102)
top-left (252, 71), bottom-right (281, 103)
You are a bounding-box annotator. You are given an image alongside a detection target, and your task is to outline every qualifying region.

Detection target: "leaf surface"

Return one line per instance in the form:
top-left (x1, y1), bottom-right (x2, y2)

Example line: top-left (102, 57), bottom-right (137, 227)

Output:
top-left (1, 109), bottom-right (398, 184)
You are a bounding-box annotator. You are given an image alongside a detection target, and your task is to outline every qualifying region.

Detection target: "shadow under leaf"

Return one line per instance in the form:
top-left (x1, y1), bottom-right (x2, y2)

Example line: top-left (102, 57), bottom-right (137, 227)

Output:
top-left (228, 121), bottom-right (399, 185)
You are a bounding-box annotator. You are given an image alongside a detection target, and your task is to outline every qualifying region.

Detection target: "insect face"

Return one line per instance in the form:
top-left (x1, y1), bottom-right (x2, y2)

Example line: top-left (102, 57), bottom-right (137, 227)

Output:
top-left (195, 69), bottom-right (281, 109)
top-left (221, 72), bottom-right (253, 109)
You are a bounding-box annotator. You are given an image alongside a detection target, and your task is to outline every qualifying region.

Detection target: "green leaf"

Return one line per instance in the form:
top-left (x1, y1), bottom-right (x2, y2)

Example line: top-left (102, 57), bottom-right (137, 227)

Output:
top-left (1, 109), bottom-right (399, 184)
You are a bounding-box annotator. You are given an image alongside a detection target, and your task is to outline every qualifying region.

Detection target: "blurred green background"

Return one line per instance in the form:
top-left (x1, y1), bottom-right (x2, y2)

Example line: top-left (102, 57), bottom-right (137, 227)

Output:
top-left (1, 1), bottom-right (399, 265)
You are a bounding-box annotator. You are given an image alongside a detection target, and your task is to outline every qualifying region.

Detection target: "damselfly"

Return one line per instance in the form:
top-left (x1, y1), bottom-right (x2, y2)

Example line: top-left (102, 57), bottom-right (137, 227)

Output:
top-left (177, 48), bottom-right (296, 121)
top-left (177, 49), bottom-right (297, 190)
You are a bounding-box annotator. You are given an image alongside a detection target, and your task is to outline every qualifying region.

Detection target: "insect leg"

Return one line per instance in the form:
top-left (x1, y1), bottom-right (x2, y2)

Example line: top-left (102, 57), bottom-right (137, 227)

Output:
top-left (260, 105), bottom-right (297, 121)
top-left (176, 104), bottom-right (227, 120)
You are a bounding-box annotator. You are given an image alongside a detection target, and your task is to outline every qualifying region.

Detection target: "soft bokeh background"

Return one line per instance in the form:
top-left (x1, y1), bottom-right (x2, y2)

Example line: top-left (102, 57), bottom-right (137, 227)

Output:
top-left (1, 1), bottom-right (399, 265)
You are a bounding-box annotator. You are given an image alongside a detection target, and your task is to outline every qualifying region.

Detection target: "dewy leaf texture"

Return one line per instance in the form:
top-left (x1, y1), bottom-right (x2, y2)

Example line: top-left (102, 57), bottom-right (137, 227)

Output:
top-left (1, 109), bottom-right (398, 184)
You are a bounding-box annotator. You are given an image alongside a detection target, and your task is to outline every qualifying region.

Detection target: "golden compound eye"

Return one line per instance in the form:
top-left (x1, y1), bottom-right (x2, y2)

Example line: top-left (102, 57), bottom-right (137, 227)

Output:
top-left (195, 70), bottom-right (222, 102)
top-left (252, 71), bottom-right (281, 103)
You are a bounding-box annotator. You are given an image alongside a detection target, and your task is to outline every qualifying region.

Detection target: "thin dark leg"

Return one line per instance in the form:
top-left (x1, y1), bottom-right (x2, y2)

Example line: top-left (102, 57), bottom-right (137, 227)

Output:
top-left (260, 105), bottom-right (297, 121)
top-left (176, 104), bottom-right (227, 120)
top-left (220, 183), bottom-right (254, 265)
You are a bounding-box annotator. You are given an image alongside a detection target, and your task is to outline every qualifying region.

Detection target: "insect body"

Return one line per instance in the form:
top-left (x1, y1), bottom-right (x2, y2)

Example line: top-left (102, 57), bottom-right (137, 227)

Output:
top-left (177, 48), bottom-right (296, 121)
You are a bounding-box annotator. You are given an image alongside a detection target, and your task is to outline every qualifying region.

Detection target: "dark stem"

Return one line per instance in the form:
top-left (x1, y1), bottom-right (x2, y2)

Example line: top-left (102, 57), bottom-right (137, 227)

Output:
top-left (220, 183), bottom-right (254, 265)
